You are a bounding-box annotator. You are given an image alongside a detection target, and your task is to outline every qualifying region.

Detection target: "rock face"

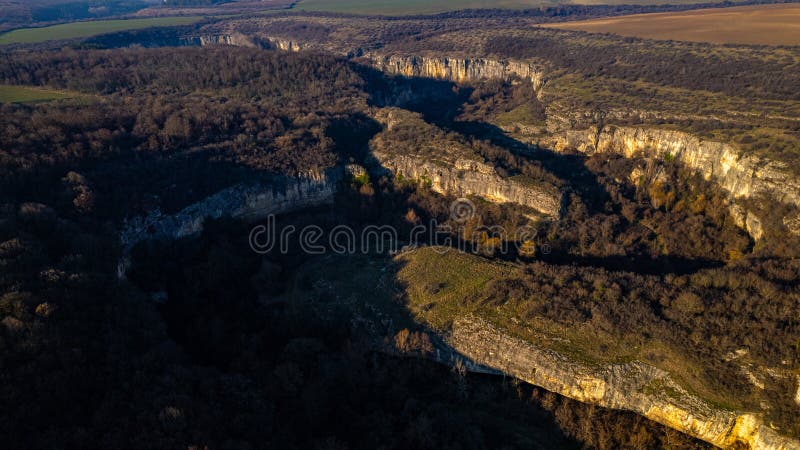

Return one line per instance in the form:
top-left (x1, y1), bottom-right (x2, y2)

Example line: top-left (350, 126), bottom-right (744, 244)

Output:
top-left (448, 315), bottom-right (800, 450)
top-left (181, 32), bottom-right (264, 48)
top-left (373, 153), bottom-right (562, 218)
top-left (553, 126), bottom-right (800, 207)
top-left (120, 166), bottom-right (361, 249)
top-left (367, 54), bottom-right (546, 88)
top-left (548, 126), bottom-right (800, 238)
top-left (368, 108), bottom-right (562, 218)
top-left (180, 33), bottom-right (309, 51)
top-left (263, 36), bottom-right (307, 52)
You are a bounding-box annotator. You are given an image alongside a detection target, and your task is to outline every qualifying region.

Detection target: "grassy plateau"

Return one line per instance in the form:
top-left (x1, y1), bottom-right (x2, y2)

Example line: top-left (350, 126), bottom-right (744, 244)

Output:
top-left (0, 16), bottom-right (204, 45)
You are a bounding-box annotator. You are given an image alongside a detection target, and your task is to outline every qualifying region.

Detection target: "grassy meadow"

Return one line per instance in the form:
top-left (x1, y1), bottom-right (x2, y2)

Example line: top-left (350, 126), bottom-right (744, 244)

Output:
top-left (0, 16), bottom-right (203, 45)
top-left (0, 85), bottom-right (79, 103)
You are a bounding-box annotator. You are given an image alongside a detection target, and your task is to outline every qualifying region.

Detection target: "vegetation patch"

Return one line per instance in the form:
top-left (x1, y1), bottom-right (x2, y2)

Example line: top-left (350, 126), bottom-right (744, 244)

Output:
top-left (0, 84), bottom-right (79, 103)
top-left (0, 16), bottom-right (204, 45)
top-left (395, 246), bottom-right (799, 434)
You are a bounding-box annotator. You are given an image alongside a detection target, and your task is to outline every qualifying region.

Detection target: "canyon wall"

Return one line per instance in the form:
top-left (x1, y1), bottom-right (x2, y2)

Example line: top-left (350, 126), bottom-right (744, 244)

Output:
top-left (371, 152), bottom-right (562, 218)
top-left (367, 54), bottom-right (546, 89)
top-left (180, 33), bottom-right (310, 51)
top-left (120, 165), bottom-right (363, 250)
top-left (547, 126), bottom-right (800, 239)
top-left (447, 315), bottom-right (800, 450)
top-left (180, 32), bottom-right (263, 48)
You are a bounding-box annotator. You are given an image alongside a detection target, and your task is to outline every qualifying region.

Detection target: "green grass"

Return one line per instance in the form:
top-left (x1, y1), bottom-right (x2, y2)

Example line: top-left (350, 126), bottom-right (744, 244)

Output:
top-left (296, 0), bottom-right (554, 15)
top-left (0, 85), bottom-right (79, 103)
top-left (0, 17), bottom-right (204, 45)
top-left (393, 248), bottom-right (746, 411)
top-left (295, 0), bottom-right (736, 15)
top-left (495, 103), bottom-right (547, 127)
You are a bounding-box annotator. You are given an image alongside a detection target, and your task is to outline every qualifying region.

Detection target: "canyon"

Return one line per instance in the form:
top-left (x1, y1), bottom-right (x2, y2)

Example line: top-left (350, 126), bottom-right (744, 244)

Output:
top-left (181, 30), bottom-right (800, 242)
top-left (116, 31), bottom-right (799, 449)
top-left (367, 54), bottom-right (546, 89)
top-left (183, 32), bottom-right (547, 88)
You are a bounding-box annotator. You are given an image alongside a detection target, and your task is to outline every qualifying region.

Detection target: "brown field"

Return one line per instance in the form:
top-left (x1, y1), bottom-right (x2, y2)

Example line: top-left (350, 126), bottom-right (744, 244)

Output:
top-left (541, 3), bottom-right (800, 46)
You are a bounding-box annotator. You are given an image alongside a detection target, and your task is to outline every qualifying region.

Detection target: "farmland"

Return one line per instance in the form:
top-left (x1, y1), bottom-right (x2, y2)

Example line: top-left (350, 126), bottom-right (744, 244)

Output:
top-left (542, 3), bottom-right (800, 46)
top-left (0, 16), bottom-right (203, 45)
top-left (295, 0), bottom-right (746, 15)
top-left (295, 0), bottom-right (547, 15)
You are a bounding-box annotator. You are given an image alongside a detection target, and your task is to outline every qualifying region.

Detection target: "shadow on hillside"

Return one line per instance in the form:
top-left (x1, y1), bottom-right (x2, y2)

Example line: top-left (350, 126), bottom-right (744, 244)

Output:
top-left (81, 111), bottom-right (383, 222)
top-left (124, 214), bottom-right (709, 448)
top-left (357, 65), bottom-right (612, 212)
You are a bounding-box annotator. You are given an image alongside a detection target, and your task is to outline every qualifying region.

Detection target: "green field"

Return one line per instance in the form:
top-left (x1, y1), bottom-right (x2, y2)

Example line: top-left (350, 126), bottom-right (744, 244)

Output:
top-left (295, 0), bottom-right (549, 14)
top-left (0, 16), bottom-right (204, 45)
top-left (0, 85), bottom-right (79, 103)
top-left (295, 0), bottom-right (735, 15)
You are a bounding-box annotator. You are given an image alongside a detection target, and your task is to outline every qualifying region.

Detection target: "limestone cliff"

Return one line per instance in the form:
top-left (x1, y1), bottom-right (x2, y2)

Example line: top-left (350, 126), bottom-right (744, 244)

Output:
top-left (367, 54), bottom-right (546, 89)
top-left (263, 36), bottom-right (308, 52)
top-left (120, 166), bottom-right (362, 249)
top-left (373, 153), bottom-right (562, 218)
top-left (179, 33), bottom-right (308, 51)
top-left (447, 315), bottom-right (800, 450)
top-left (368, 109), bottom-right (562, 218)
top-left (180, 32), bottom-right (264, 48)
top-left (545, 126), bottom-right (800, 238)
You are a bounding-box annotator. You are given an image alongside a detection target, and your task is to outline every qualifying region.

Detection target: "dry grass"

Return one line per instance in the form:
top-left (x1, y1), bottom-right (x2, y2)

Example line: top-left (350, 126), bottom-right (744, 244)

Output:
top-left (542, 4), bottom-right (800, 46)
top-left (0, 84), bottom-right (80, 103)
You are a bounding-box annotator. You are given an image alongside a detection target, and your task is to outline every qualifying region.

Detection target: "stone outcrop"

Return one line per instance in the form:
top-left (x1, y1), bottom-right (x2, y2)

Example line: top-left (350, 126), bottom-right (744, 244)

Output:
top-left (731, 204), bottom-right (765, 241)
top-left (120, 165), bottom-right (362, 249)
top-left (179, 33), bottom-right (310, 51)
top-left (367, 54), bottom-right (546, 88)
top-left (373, 153), bottom-right (562, 218)
top-left (263, 36), bottom-right (308, 52)
top-left (369, 109), bottom-right (562, 218)
top-left (447, 315), bottom-right (800, 450)
top-left (180, 32), bottom-right (264, 48)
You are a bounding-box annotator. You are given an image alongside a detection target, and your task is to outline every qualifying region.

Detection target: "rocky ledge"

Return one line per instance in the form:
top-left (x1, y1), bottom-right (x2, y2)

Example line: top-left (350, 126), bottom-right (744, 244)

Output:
top-left (366, 53), bottom-right (546, 88)
top-left (373, 153), bottom-right (562, 218)
top-left (545, 126), bottom-right (800, 240)
top-left (369, 109), bottom-right (563, 218)
top-left (120, 165), bottom-right (364, 250)
top-left (447, 315), bottom-right (800, 450)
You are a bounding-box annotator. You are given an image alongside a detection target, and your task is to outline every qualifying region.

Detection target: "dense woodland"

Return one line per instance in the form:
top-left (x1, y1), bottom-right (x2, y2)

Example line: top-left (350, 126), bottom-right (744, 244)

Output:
top-left (0, 48), bottom-right (372, 217)
top-left (488, 33), bottom-right (800, 101)
top-left (0, 41), bottom-right (797, 447)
